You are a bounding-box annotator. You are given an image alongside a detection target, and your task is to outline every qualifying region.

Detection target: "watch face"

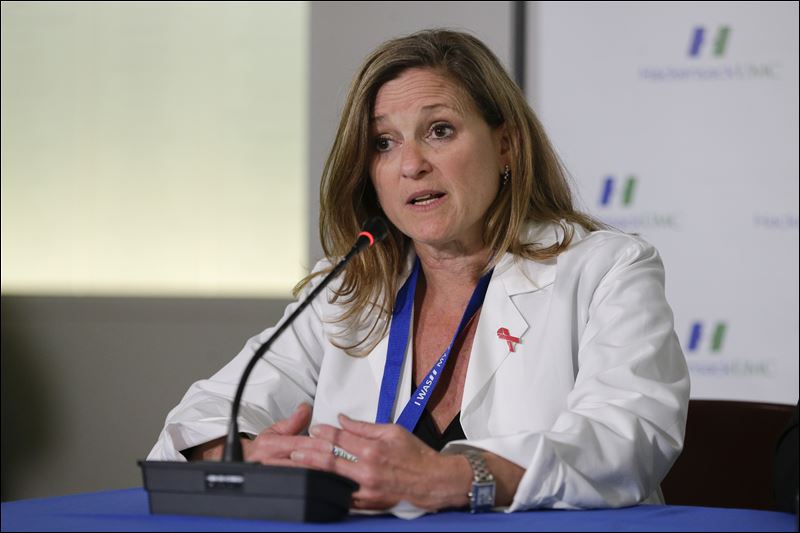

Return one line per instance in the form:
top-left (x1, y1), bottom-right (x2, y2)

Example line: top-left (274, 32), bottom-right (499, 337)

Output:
top-left (476, 485), bottom-right (495, 506)
top-left (471, 482), bottom-right (496, 512)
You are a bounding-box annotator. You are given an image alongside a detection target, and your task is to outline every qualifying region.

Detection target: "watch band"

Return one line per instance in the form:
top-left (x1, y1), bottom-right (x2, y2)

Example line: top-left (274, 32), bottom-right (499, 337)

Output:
top-left (463, 450), bottom-right (496, 513)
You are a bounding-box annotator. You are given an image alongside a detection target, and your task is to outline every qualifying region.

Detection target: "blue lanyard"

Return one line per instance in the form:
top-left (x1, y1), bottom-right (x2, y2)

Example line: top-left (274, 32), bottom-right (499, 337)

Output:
top-left (375, 257), bottom-right (493, 431)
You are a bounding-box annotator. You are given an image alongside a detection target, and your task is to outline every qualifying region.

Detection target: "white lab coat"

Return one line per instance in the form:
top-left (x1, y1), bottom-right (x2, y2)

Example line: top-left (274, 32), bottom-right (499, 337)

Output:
top-left (148, 222), bottom-right (690, 512)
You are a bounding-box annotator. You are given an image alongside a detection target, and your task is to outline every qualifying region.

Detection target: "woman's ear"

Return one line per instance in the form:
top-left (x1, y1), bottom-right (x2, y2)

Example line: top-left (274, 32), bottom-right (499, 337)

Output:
top-left (495, 122), bottom-right (512, 159)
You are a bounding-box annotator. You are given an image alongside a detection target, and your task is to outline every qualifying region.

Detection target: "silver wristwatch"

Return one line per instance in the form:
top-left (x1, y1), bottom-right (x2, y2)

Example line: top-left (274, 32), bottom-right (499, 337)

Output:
top-left (463, 450), bottom-right (495, 513)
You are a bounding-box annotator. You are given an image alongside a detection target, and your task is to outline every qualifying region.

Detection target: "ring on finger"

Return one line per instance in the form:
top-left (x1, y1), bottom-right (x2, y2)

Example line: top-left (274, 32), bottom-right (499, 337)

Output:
top-left (331, 445), bottom-right (358, 463)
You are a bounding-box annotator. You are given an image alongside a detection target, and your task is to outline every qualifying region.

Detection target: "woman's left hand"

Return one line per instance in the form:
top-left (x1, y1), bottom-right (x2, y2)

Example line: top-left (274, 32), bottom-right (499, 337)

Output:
top-left (289, 414), bottom-right (472, 511)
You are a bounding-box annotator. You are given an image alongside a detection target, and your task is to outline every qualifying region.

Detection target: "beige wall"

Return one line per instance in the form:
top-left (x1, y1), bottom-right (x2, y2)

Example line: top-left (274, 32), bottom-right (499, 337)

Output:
top-left (1, 2), bottom-right (308, 298)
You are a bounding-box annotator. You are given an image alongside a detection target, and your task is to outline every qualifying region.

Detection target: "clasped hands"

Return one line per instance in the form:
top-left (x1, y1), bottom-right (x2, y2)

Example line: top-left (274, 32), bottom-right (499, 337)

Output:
top-left (242, 403), bottom-right (471, 511)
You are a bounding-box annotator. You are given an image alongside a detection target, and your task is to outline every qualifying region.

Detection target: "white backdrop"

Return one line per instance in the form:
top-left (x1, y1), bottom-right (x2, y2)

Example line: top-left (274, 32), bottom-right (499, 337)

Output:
top-left (530, 1), bottom-right (799, 403)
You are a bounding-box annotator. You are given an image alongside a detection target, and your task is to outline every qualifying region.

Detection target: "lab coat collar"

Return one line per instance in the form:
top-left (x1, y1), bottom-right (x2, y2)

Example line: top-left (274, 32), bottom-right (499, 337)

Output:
top-left (493, 222), bottom-right (561, 296)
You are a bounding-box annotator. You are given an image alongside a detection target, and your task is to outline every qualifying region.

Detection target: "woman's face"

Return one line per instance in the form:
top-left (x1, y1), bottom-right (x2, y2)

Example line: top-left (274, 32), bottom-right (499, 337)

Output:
top-left (369, 68), bottom-right (507, 252)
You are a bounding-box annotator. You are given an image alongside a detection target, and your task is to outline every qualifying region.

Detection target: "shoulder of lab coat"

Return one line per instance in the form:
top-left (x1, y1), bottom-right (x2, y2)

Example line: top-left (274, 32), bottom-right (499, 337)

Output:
top-left (442, 223), bottom-right (690, 510)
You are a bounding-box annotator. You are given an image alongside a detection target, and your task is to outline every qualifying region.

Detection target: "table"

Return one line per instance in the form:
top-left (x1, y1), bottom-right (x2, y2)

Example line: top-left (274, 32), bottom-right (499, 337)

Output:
top-left (1, 488), bottom-right (795, 531)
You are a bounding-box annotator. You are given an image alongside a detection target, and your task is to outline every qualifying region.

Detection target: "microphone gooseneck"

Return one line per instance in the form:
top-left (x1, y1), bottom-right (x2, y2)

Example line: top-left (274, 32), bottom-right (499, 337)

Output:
top-left (223, 217), bottom-right (388, 462)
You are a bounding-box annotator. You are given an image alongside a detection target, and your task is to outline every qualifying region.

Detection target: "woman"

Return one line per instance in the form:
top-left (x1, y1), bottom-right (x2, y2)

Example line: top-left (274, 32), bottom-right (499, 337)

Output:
top-left (149, 29), bottom-right (690, 514)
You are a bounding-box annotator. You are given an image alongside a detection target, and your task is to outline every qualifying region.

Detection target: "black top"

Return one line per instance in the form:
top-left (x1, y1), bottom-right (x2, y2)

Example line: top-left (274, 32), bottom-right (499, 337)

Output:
top-left (413, 409), bottom-right (467, 452)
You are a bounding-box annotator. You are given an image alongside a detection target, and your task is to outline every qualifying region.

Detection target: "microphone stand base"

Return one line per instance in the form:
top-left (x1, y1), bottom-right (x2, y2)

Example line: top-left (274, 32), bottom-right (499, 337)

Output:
top-left (138, 460), bottom-right (357, 523)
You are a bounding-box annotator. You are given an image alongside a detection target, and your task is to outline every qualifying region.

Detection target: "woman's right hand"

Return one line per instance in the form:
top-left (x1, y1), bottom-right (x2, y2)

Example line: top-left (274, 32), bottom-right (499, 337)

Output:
top-left (243, 402), bottom-right (320, 465)
top-left (189, 403), bottom-right (322, 465)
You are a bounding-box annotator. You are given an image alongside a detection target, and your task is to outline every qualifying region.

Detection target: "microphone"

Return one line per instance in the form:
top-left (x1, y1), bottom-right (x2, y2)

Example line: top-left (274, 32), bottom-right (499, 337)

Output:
top-left (139, 217), bottom-right (388, 522)
top-left (353, 216), bottom-right (389, 254)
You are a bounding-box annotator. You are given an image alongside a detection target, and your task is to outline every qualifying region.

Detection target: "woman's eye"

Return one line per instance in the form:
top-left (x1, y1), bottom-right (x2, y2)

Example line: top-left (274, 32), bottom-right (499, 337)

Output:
top-left (430, 123), bottom-right (454, 139)
top-left (374, 137), bottom-right (392, 152)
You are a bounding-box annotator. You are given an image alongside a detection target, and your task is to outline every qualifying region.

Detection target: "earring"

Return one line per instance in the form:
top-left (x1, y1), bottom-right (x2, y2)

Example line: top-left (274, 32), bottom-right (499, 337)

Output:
top-left (501, 165), bottom-right (511, 186)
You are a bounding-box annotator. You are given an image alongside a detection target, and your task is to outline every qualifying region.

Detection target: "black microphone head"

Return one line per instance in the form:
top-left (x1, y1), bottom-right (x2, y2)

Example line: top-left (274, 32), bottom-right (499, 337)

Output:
top-left (362, 216), bottom-right (388, 244)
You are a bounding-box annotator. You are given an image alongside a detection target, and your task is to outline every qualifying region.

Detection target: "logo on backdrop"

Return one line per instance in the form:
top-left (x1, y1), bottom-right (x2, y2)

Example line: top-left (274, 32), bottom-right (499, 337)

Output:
top-left (684, 320), bottom-right (771, 377)
top-left (639, 24), bottom-right (780, 82)
top-left (686, 321), bottom-right (727, 353)
top-left (600, 175), bottom-right (637, 208)
top-left (595, 174), bottom-right (678, 231)
top-left (688, 26), bottom-right (731, 58)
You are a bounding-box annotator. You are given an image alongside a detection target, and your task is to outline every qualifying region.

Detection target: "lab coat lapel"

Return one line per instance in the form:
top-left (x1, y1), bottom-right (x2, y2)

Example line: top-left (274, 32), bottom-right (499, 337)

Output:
top-left (461, 253), bottom-right (556, 416)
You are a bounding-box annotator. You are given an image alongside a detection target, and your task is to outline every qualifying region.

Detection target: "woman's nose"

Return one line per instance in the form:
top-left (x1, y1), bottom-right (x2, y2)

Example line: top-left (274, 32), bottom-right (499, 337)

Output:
top-left (400, 141), bottom-right (432, 180)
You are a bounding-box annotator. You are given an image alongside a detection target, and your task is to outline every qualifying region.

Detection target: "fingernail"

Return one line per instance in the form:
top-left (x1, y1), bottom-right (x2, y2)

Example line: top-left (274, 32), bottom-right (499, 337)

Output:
top-left (309, 425), bottom-right (320, 437)
top-left (291, 451), bottom-right (305, 461)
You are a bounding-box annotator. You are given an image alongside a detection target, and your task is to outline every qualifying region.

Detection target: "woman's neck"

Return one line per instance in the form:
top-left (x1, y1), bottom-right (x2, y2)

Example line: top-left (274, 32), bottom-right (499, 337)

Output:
top-left (413, 240), bottom-right (490, 304)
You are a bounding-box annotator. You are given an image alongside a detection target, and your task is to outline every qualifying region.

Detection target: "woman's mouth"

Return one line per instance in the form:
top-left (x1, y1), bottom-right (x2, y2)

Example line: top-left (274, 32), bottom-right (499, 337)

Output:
top-left (407, 191), bottom-right (446, 207)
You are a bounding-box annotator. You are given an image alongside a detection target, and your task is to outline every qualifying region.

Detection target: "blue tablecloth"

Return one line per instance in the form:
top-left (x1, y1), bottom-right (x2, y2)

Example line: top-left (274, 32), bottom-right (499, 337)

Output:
top-left (1, 488), bottom-right (795, 532)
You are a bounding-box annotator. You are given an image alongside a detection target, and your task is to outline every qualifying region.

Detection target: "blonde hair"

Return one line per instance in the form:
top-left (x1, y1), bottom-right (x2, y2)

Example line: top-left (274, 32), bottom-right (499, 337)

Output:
top-left (296, 29), bottom-right (603, 355)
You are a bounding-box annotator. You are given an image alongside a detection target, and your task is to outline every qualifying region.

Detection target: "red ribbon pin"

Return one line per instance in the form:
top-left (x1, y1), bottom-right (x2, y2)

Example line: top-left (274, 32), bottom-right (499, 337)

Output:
top-left (497, 327), bottom-right (520, 352)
